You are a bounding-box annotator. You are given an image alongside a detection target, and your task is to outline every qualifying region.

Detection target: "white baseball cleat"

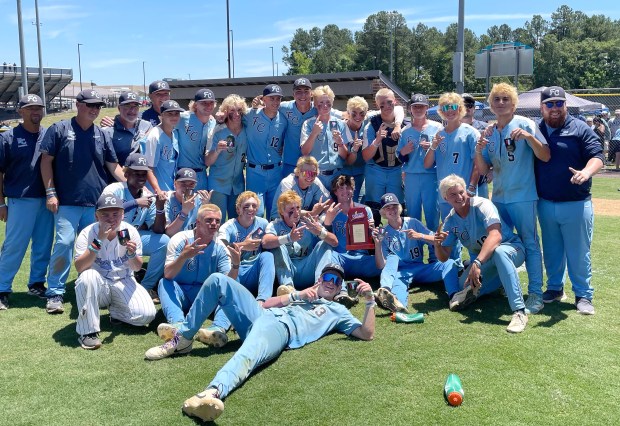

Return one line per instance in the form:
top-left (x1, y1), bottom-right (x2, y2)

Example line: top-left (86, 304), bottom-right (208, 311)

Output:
top-left (182, 388), bottom-right (224, 422)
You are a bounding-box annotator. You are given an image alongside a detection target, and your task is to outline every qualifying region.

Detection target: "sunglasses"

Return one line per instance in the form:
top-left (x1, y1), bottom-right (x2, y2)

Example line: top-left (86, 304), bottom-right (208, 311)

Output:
top-left (321, 272), bottom-right (343, 287)
top-left (83, 103), bottom-right (104, 109)
top-left (441, 104), bottom-right (459, 112)
top-left (464, 103), bottom-right (475, 109)
top-left (301, 170), bottom-right (317, 178)
top-left (544, 100), bottom-right (565, 108)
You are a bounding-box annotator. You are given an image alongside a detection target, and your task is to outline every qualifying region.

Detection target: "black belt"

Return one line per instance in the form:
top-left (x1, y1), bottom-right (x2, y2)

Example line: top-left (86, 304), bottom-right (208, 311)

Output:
top-left (248, 162), bottom-right (282, 170)
top-left (320, 169), bottom-right (336, 176)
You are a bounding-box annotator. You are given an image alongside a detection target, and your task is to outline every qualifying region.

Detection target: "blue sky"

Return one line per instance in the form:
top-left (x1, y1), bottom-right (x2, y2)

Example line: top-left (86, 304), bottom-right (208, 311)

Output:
top-left (1, 0), bottom-right (619, 87)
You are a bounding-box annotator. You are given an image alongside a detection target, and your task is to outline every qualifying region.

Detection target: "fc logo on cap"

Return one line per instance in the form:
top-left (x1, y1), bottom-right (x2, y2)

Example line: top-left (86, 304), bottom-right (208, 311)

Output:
top-left (549, 88), bottom-right (561, 96)
top-left (138, 158), bottom-right (147, 165)
top-left (27, 95), bottom-right (38, 102)
top-left (184, 170), bottom-right (194, 177)
top-left (105, 196), bottom-right (117, 205)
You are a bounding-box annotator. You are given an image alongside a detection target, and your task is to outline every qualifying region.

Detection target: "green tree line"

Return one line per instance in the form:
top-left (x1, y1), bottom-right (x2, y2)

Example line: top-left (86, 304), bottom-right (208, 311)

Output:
top-left (281, 5), bottom-right (620, 94)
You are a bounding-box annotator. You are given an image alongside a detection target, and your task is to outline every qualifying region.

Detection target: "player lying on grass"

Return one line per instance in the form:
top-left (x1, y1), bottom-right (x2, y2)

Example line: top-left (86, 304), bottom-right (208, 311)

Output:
top-left (144, 263), bottom-right (375, 422)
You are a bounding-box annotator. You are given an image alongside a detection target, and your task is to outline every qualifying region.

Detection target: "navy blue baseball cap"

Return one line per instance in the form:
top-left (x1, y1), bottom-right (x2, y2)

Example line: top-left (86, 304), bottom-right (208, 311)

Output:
top-left (18, 94), bottom-right (44, 109)
top-left (160, 100), bottom-right (184, 114)
top-left (76, 89), bottom-right (105, 105)
top-left (263, 84), bottom-right (283, 97)
top-left (175, 168), bottom-right (198, 182)
top-left (124, 153), bottom-right (150, 171)
top-left (96, 194), bottom-right (123, 211)
top-left (541, 86), bottom-right (566, 103)
top-left (410, 94), bottom-right (429, 106)
top-left (293, 78), bottom-right (312, 89)
top-left (149, 80), bottom-right (170, 94)
top-left (380, 193), bottom-right (401, 209)
top-left (195, 88), bottom-right (215, 102)
top-left (119, 91), bottom-right (140, 105)
top-left (321, 263), bottom-right (344, 279)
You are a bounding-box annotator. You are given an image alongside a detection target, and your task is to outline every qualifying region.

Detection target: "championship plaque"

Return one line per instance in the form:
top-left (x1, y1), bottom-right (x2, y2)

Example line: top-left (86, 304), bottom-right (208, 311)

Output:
top-left (346, 207), bottom-right (374, 250)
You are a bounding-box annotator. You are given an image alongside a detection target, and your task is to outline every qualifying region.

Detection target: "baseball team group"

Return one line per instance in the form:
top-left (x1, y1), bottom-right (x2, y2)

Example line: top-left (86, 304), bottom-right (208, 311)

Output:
top-left (0, 76), bottom-right (603, 421)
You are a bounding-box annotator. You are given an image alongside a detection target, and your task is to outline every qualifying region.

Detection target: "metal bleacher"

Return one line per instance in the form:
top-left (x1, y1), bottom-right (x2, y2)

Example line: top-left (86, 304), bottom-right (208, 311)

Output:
top-left (0, 65), bottom-right (72, 106)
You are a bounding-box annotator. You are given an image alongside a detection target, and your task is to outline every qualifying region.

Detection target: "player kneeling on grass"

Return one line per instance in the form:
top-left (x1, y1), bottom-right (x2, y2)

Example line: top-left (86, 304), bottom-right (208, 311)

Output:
top-left (262, 190), bottom-right (337, 296)
top-left (434, 174), bottom-right (528, 333)
top-left (74, 194), bottom-right (156, 349)
top-left (374, 192), bottom-right (459, 313)
top-left (144, 264), bottom-right (375, 422)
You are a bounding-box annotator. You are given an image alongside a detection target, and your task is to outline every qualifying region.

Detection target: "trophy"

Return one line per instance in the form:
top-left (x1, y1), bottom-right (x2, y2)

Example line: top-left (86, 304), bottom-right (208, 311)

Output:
top-left (345, 207), bottom-right (374, 250)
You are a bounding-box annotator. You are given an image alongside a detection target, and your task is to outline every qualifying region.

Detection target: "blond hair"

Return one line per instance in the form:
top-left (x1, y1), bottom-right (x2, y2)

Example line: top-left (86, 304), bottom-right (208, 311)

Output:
top-left (218, 94), bottom-right (248, 116)
top-left (488, 83), bottom-right (519, 115)
top-left (439, 174), bottom-right (466, 200)
top-left (347, 96), bottom-right (369, 113)
top-left (235, 191), bottom-right (260, 212)
top-left (277, 190), bottom-right (302, 218)
top-left (312, 85), bottom-right (335, 102)
top-left (293, 156), bottom-right (319, 176)
top-left (437, 92), bottom-right (465, 120)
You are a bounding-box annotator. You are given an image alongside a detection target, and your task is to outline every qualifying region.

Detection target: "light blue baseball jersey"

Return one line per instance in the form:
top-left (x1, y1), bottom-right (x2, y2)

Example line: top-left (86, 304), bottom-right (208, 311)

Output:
top-left (102, 182), bottom-right (156, 228)
top-left (269, 299), bottom-right (361, 348)
top-left (398, 121), bottom-right (443, 174)
top-left (165, 230), bottom-right (231, 284)
top-left (164, 191), bottom-right (205, 231)
top-left (266, 218), bottom-right (318, 260)
top-left (330, 203), bottom-right (374, 253)
top-left (442, 197), bottom-right (520, 255)
top-left (205, 124), bottom-right (247, 196)
top-left (217, 216), bottom-right (270, 263)
top-left (244, 109), bottom-right (287, 165)
top-left (431, 124), bottom-right (479, 202)
top-left (141, 126), bottom-right (179, 191)
top-left (300, 117), bottom-right (346, 173)
top-left (482, 115), bottom-right (547, 203)
top-left (382, 217), bottom-right (433, 264)
top-left (176, 112), bottom-right (215, 170)
top-left (280, 100), bottom-right (318, 166)
top-left (269, 174), bottom-right (329, 220)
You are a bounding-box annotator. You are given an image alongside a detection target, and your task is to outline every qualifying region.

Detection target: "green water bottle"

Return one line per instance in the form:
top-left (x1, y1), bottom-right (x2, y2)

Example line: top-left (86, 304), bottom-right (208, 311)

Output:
top-left (444, 373), bottom-right (464, 406)
top-left (390, 312), bottom-right (424, 323)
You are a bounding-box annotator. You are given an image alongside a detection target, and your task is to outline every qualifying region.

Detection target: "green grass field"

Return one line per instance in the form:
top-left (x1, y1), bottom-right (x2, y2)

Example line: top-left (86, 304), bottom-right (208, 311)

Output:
top-left (0, 176), bottom-right (618, 425)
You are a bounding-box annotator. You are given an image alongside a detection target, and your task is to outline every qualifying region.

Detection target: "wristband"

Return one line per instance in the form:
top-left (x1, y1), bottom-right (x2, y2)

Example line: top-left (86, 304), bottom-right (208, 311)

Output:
top-left (231, 264), bottom-right (239, 269)
top-left (288, 291), bottom-right (300, 303)
top-left (0, 204), bottom-right (6, 208)
top-left (178, 211), bottom-right (188, 220)
top-left (324, 224), bottom-right (333, 232)
top-left (127, 251), bottom-right (136, 259)
top-left (365, 300), bottom-right (377, 309)
top-left (278, 234), bottom-right (289, 246)
top-left (46, 192), bottom-right (57, 199)
top-left (45, 187), bottom-right (56, 193)
top-left (91, 238), bottom-right (102, 250)
top-left (472, 258), bottom-right (482, 268)
top-left (156, 209), bottom-right (165, 215)
top-left (318, 227), bottom-right (327, 240)
top-left (88, 244), bottom-right (100, 253)
top-left (430, 145), bottom-right (437, 151)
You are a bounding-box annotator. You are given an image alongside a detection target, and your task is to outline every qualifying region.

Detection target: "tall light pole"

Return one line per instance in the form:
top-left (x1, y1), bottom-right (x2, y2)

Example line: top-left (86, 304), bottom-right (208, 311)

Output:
top-left (226, 0), bottom-right (231, 78)
top-left (455, 0), bottom-right (465, 94)
top-left (142, 61), bottom-right (146, 102)
top-left (16, 0), bottom-right (29, 97)
top-left (270, 46), bottom-right (274, 76)
top-left (77, 43), bottom-right (83, 91)
top-left (388, 12), bottom-right (396, 81)
top-left (33, 0), bottom-right (46, 113)
top-left (230, 29), bottom-right (235, 78)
